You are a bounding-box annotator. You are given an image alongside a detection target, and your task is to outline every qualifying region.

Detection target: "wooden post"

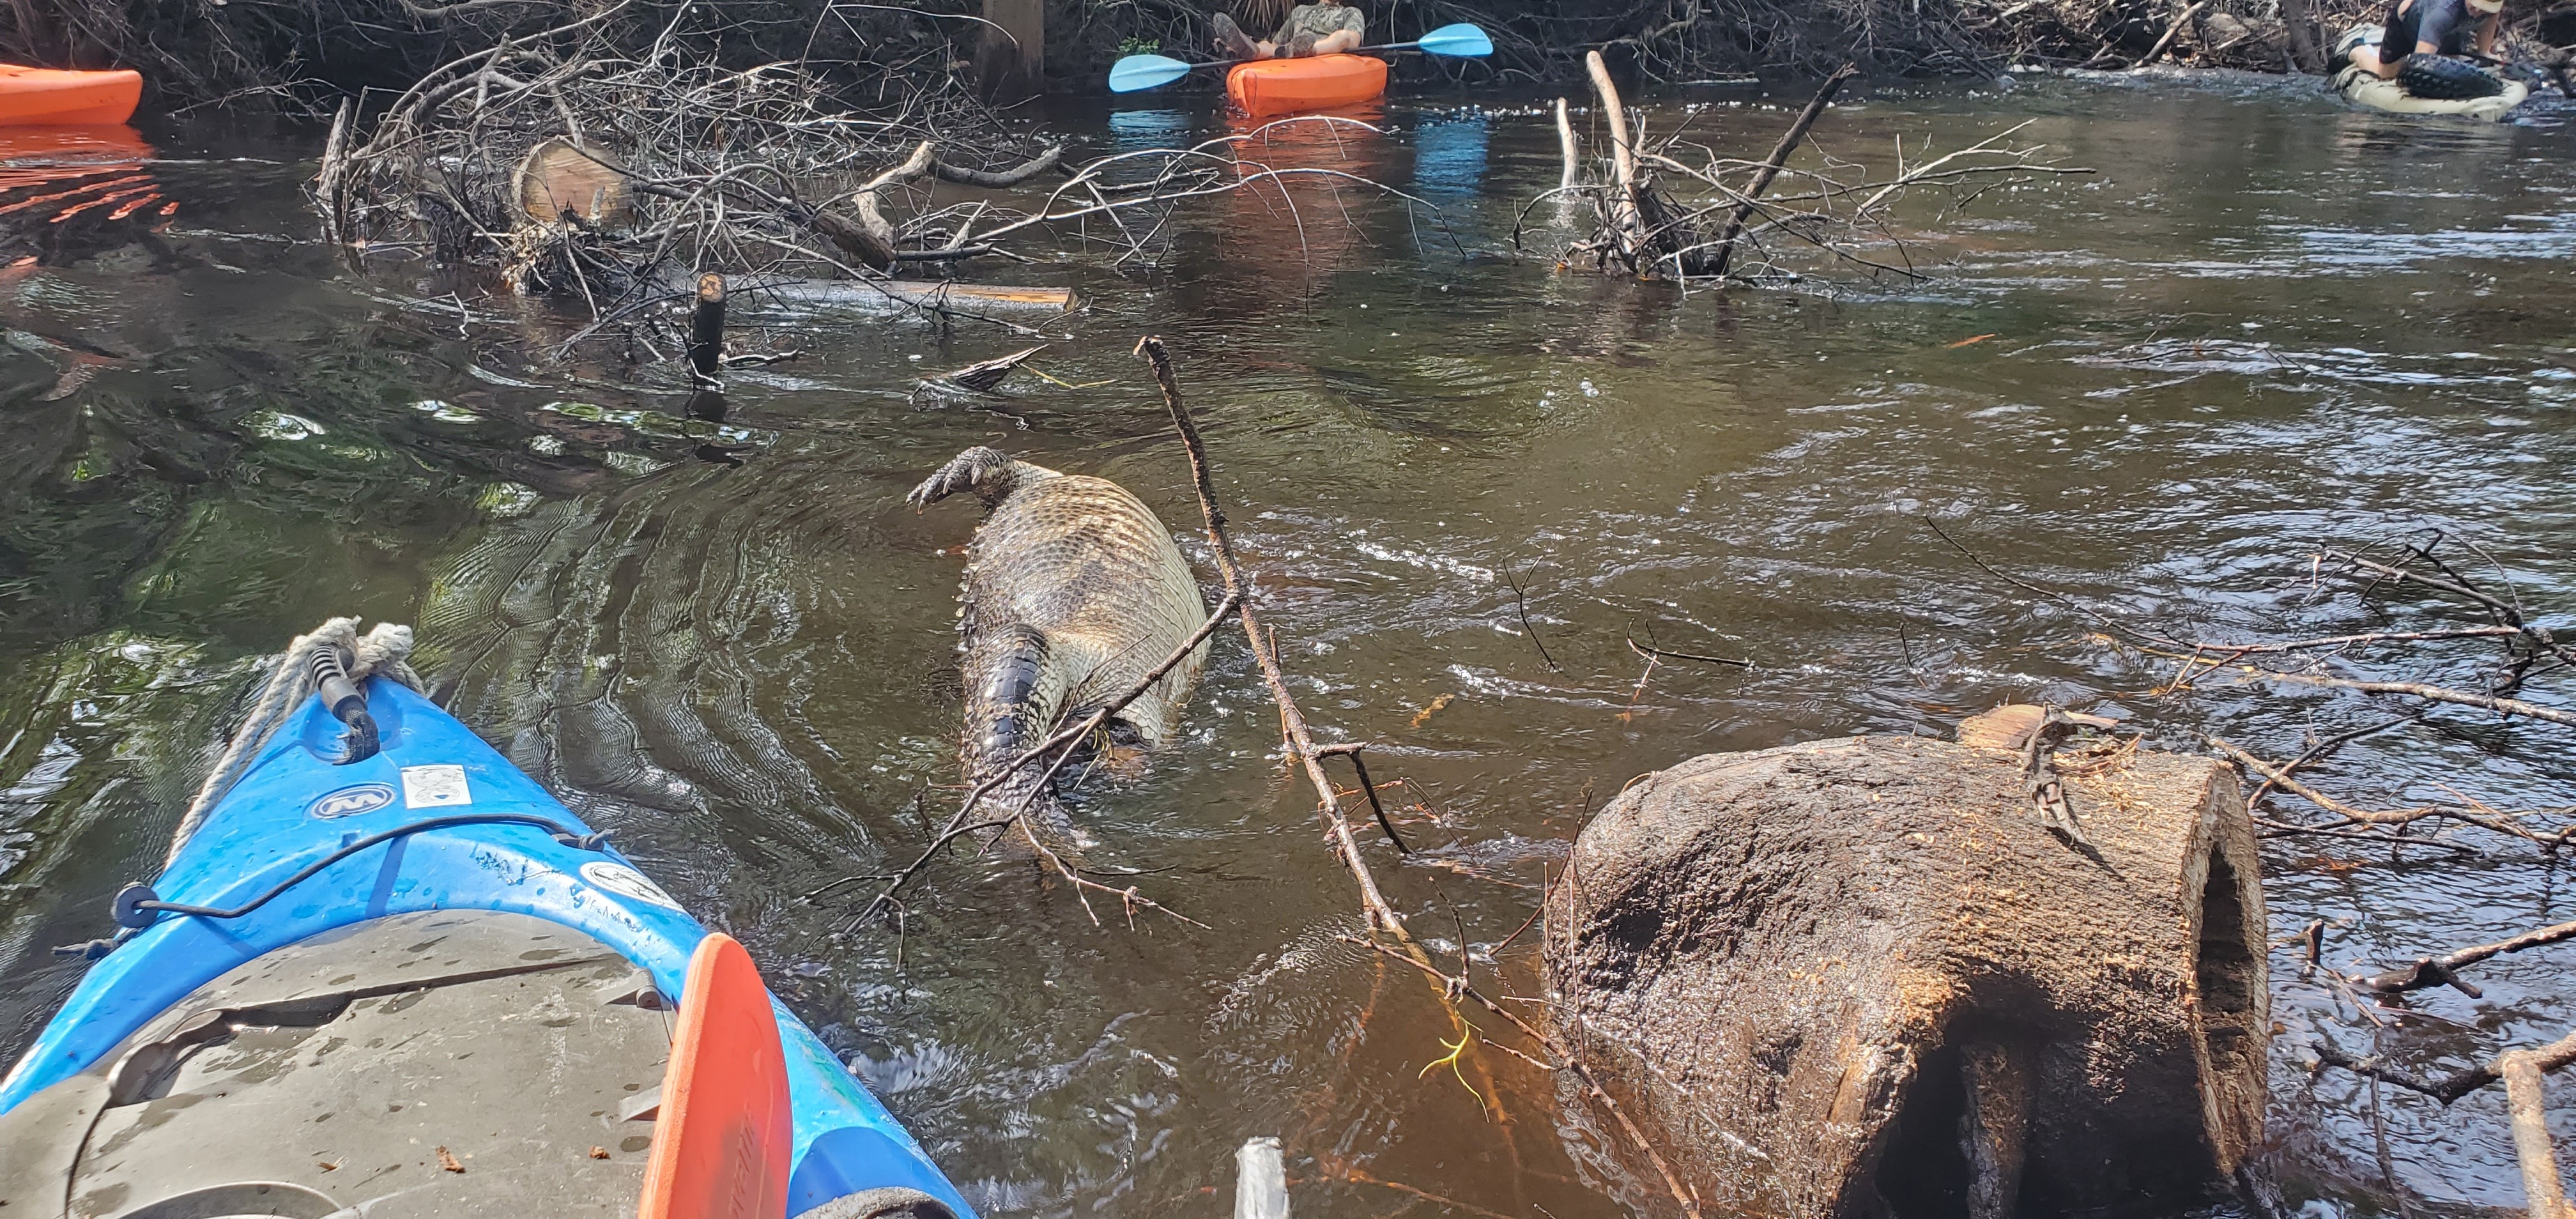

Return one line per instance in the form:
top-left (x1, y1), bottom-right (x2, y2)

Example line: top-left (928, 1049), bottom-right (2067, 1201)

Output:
top-left (2279, 0), bottom-right (2324, 74)
top-left (975, 0), bottom-right (1044, 102)
top-left (1583, 52), bottom-right (1637, 241)
top-left (687, 273), bottom-right (725, 382)
top-left (1553, 96), bottom-right (1579, 191)
top-left (2502, 1038), bottom-right (2576, 1219)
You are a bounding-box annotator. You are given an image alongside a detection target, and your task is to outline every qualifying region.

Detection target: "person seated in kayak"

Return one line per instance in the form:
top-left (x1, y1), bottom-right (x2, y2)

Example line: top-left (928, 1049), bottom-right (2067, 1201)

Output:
top-left (1209, 0), bottom-right (1365, 59)
top-left (2347, 0), bottom-right (2503, 78)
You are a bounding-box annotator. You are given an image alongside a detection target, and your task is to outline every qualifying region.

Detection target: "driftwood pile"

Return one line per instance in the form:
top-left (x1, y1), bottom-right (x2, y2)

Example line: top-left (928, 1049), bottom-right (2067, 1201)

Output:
top-left (309, 6), bottom-right (1072, 344)
top-left (308, 6), bottom-right (1432, 360)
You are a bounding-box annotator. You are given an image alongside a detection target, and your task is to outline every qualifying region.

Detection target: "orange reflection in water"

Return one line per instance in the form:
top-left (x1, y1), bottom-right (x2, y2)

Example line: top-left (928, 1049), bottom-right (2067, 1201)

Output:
top-left (0, 125), bottom-right (171, 227)
top-left (1219, 109), bottom-right (1389, 280)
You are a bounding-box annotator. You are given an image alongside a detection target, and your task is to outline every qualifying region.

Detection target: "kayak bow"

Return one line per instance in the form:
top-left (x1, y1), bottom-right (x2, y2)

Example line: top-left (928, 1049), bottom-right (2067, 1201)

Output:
top-left (0, 65), bottom-right (141, 126)
top-left (0, 662), bottom-right (972, 1219)
top-left (1227, 54), bottom-right (1391, 118)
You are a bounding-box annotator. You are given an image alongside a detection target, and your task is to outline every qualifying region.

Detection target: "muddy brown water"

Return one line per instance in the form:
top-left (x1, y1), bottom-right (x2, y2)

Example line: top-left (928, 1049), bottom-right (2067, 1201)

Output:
top-left (1, 69), bottom-right (2572, 1216)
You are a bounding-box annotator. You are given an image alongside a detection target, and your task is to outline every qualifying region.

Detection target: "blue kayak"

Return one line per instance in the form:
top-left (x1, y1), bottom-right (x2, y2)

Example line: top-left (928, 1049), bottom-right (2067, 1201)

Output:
top-left (0, 673), bottom-right (974, 1219)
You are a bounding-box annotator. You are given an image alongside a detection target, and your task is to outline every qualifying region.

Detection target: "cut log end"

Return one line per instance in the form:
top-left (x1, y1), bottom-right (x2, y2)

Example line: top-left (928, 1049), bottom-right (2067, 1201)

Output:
top-left (1956, 702), bottom-right (2118, 753)
top-left (512, 137), bottom-right (632, 231)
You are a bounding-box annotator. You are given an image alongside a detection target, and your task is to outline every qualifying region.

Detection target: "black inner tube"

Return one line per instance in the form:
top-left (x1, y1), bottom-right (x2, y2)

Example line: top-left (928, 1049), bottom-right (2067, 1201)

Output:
top-left (2397, 54), bottom-right (2506, 99)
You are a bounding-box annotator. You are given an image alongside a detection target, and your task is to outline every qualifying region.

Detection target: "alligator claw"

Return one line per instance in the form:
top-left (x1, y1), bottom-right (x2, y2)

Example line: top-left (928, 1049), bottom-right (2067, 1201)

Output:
top-left (908, 446), bottom-right (1018, 510)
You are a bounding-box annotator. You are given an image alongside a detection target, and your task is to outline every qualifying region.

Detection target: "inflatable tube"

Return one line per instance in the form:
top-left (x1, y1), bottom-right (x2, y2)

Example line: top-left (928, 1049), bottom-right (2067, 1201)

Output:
top-left (0, 65), bottom-right (141, 126)
top-left (2397, 54), bottom-right (2504, 98)
top-left (2332, 27), bottom-right (2527, 119)
top-left (1226, 54), bottom-right (1388, 118)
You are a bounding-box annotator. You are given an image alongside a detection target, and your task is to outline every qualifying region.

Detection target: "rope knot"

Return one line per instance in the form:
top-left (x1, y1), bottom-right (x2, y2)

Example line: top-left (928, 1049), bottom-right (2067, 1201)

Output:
top-left (165, 618), bottom-right (428, 866)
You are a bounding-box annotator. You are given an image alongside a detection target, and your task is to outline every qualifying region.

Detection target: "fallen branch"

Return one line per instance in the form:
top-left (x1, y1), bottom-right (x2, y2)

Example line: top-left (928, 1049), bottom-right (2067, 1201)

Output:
top-left (832, 589), bottom-right (1243, 921)
top-left (2175, 626), bottom-right (2525, 654)
top-left (1313, 742), bottom-right (1411, 854)
top-left (2141, 1), bottom-right (2209, 65)
top-left (2322, 548), bottom-right (2576, 669)
top-left (2315, 1027), bottom-right (2576, 1217)
top-left (1627, 637), bottom-right (1752, 669)
top-left (2244, 671), bottom-right (2576, 730)
top-left (2360, 919), bottom-right (2576, 996)
top-left (2503, 1035), bottom-right (2576, 1219)
top-left (2207, 736), bottom-right (2537, 841)
top-left (1135, 336), bottom-right (1413, 938)
top-left (1135, 337), bottom-right (1703, 1213)
top-left (827, 140), bottom-right (1068, 270)
top-left (1708, 64), bottom-right (1855, 278)
top-left (1499, 564), bottom-right (1558, 672)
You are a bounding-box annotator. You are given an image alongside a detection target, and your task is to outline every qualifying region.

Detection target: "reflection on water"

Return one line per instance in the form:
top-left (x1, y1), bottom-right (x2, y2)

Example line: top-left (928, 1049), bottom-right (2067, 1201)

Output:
top-left (0, 126), bottom-right (169, 237)
top-left (0, 73), bottom-right (2573, 1216)
top-left (1409, 112), bottom-right (1489, 201)
top-left (1107, 106), bottom-right (1195, 146)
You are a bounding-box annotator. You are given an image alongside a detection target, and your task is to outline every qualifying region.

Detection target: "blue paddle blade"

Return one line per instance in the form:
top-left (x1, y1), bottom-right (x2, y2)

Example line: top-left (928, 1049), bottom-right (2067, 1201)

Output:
top-left (1109, 54), bottom-right (1195, 93)
top-left (1416, 22), bottom-right (1494, 57)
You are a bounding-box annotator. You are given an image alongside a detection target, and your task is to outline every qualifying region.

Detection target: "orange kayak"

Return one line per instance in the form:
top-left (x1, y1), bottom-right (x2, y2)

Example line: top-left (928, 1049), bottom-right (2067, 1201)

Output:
top-left (1226, 54), bottom-right (1387, 118)
top-left (0, 65), bottom-right (141, 126)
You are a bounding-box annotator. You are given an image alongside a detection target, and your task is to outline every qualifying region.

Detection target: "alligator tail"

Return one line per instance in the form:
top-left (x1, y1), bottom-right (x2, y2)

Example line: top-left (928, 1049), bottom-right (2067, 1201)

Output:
top-left (965, 624), bottom-right (1085, 857)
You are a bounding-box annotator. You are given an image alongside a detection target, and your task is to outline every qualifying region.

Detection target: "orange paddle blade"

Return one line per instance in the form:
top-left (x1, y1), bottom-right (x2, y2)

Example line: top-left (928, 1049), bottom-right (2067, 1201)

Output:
top-left (638, 933), bottom-right (794, 1219)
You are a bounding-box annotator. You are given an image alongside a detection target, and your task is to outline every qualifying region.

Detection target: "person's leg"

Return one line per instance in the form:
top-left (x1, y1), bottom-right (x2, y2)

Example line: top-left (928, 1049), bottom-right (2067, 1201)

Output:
top-left (1210, 13), bottom-right (1264, 58)
top-left (1310, 27), bottom-right (1363, 54)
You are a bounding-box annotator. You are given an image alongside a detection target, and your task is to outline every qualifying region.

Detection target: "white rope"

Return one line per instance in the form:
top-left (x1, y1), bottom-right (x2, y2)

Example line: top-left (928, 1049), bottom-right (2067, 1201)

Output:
top-left (165, 618), bottom-right (425, 866)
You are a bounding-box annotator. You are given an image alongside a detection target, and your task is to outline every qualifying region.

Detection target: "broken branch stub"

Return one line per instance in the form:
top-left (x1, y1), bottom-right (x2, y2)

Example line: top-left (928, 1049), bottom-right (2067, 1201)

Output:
top-left (686, 273), bottom-right (724, 381)
top-left (1545, 725), bottom-right (2267, 1216)
top-left (1583, 51), bottom-right (1639, 242)
top-left (1708, 65), bottom-right (1855, 278)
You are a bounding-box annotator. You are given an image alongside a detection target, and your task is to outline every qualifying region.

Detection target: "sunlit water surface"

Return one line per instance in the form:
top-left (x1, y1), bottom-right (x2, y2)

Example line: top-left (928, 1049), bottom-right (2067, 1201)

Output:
top-left (1, 68), bottom-right (2572, 1216)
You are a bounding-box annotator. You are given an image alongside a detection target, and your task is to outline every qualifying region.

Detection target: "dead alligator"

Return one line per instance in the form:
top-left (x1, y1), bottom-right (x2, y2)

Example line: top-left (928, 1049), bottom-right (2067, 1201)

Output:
top-left (907, 447), bottom-right (1209, 854)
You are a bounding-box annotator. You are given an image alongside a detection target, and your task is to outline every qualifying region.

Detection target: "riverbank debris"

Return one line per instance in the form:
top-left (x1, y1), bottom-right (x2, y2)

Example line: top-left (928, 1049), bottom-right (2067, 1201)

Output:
top-left (1544, 724), bottom-right (2269, 1217)
top-left (308, 6), bottom-right (1433, 369)
top-left (928, 344), bottom-right (1045, 394)
top-left (1531, 58), bottom-right (2093, 287)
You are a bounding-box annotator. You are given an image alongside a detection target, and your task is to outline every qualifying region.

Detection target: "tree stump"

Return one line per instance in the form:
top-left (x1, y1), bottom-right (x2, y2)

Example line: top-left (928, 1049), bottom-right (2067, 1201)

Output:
top-left (974, 0), bottom-right (1044, 102)
top-left (1544, 717), bottom-right (2267, 1218)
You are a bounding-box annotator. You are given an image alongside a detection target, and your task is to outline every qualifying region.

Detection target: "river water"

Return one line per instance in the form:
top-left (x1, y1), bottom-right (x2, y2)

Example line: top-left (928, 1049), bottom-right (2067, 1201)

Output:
top-left (1, 68), bottom-right (2572, 1216)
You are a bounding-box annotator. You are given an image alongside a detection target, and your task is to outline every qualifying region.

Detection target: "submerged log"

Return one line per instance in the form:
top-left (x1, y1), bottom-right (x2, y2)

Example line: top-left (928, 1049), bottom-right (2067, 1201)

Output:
top-left (738, 279), bottom-right (1078, 314)
top-left (930, 343), bottom-right (1045, 393)
top-left (1544, 716), bottom-right (2267, 1218)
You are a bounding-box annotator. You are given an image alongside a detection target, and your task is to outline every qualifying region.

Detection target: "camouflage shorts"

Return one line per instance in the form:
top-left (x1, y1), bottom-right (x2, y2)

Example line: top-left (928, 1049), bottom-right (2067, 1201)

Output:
top-left (1270, 3), bottom-right (1364, 49)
